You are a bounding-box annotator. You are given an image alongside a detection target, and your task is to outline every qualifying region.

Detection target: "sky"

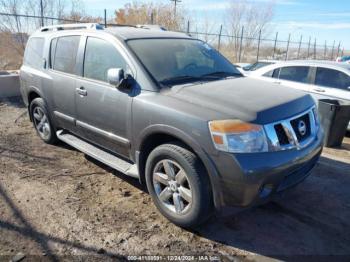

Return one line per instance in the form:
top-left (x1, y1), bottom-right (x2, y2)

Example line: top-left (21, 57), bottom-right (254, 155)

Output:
top-left (81, 0), bottom-right (350, 50)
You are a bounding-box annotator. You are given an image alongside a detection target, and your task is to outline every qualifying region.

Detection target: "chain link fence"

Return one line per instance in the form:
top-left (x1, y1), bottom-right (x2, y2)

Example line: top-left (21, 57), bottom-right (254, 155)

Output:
top-left (0, 11), bottom-right (348, 70)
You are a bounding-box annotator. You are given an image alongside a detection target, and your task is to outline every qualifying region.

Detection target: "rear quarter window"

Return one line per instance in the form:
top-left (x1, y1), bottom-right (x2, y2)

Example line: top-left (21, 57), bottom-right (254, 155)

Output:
top-left (23, 37), bottom-right (45, 69)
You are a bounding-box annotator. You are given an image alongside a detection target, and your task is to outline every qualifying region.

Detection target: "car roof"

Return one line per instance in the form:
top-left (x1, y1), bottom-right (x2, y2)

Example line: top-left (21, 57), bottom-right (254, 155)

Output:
top-left (272, 60), bottom-right (350, 70)
top-left (255, 60), bottom-right (280, 64)
top-left (30, 23), bottom-right (191, 40)
top-left (105, 26), bottom-right (191, 40)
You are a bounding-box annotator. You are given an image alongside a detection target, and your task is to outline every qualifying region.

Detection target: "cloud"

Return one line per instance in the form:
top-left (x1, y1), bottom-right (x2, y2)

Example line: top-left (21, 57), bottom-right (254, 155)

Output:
top-left (279, 21), bottom-right (350, 30)
top-left (186, 0), bottom-right (301, 11)
top-left (318, 12), bottom-right (350, 17)
top-left (188, 2), bottom-right (228, 10)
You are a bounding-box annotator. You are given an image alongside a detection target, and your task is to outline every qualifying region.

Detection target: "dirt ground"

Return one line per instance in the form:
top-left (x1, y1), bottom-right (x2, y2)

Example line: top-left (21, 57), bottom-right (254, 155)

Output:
top-left (1, 98), bottom-right (350, 261)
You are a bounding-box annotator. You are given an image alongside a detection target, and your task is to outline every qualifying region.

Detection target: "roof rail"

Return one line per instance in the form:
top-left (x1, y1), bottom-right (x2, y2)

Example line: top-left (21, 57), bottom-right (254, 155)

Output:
top-left (40, 23), bottom-right (103, 32)
top-left (136, 24), bottom-right (167, 31)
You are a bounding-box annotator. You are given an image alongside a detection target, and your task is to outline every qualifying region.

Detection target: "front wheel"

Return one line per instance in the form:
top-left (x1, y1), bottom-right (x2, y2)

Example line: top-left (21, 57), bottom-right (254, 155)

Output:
top-left (145, 143), bottom-right (213, 228)
top-left (29, 97), bottom-right (57, 144)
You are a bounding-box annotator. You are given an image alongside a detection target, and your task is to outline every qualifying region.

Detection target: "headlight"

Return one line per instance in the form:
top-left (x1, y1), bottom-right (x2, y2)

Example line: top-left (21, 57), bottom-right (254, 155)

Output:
top-left (208, 120), bottom-right (268, 153)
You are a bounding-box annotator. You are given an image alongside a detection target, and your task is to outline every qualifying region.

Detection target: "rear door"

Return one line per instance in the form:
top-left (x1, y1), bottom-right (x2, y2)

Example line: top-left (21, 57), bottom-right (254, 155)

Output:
top-left (273, 66), bottom-right (312, 93)
top-left (309, 67), bottom-right (350, 102)
top-left (20, 37), bottom-right (45, 102)
top-left (48, 35), bottom-right (81, 132)
top-left (74, 36), bottom-right (132, 157)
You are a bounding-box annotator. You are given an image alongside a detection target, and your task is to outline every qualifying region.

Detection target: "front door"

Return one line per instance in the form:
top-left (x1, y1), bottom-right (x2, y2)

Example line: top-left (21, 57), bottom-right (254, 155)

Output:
top-left (75, 36), bottom-right (131, 157)
top-left (275, 66), bottom-right (312, 94)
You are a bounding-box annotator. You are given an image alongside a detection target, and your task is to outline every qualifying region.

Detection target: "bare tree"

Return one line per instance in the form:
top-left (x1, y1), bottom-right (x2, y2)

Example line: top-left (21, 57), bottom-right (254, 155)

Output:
top-left (200, 13), bottom-right (217, 44)
top-left (225, 0), bottom-right (274, 61)
top-left (0, 0), bottom-right (94, 69)
top-left (115, 2), bottom-right (187, 31)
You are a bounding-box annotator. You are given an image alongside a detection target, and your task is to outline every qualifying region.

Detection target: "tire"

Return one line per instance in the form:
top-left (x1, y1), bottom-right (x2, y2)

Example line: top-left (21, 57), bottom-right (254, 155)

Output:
top-left (145, 142), bottom-right (213, 228)
top-left (29, 97), bottom-right (58, 144)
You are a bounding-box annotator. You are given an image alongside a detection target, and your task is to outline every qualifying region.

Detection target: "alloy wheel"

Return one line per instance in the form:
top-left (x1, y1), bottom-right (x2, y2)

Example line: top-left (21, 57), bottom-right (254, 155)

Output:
top-left (152, 159), bottom-right (192, 214)
top-left (33, 106), bottom-right (51, 140)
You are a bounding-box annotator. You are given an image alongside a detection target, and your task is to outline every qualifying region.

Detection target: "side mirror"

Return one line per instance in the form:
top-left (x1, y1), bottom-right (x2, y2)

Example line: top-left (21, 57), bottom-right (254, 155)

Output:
top-left (107, 68), bottom-right (125, 87)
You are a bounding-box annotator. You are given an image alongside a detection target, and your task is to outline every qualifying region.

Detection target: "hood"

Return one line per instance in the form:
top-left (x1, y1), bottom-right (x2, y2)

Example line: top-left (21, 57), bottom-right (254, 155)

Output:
top-left (166, 77), bottom-right (314, 124)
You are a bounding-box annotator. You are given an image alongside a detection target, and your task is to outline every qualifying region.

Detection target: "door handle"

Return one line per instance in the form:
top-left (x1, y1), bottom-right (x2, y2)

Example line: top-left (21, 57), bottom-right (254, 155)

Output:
top-left (76, 87), bottom-right (87, 96)
top-left (274, 81), bottom-right (281, 85)
top-left (313, 88), bottom-right (325, 93)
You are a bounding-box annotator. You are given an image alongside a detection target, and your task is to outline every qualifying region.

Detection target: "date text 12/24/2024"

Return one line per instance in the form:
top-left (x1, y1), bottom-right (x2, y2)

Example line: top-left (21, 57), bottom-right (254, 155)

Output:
top-left (127, 255), bottom-right (221, 261)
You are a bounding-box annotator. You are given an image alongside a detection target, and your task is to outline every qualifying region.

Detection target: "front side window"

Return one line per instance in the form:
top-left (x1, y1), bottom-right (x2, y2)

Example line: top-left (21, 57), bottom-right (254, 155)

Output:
top-left (127, 38), bottom-right (241, 86)
top-left (83, 37), bottom-right (126, 82)
top-left (263, 68), bottom-right (280, 79)
top-left (53, 36), bottom-right (80, 74)
top-left (23, 37), bottom-right (45, 69)
top-left (315, 67), bottom-right (350, 90)
top-left (278, 66), bottom-right (310, 83)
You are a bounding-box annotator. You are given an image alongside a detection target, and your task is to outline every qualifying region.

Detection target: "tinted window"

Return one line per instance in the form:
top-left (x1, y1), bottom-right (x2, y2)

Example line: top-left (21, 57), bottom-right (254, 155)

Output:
top-left (278, 66), bottom-right (309, 83)
top-left (263, 68), bottom-right (280, 78)
top-left (23, 38), bottom-right (45, 69)
top-left (263, 70), bottom-right (273, 77)
top-left (53, 36), bottom-right (80, 74)
top-left (84, 37), bottom-right (126, 82)
top-left (315, 67), bottom-right (350, 90)
top-left (128, 38), bottom-right (241, 85)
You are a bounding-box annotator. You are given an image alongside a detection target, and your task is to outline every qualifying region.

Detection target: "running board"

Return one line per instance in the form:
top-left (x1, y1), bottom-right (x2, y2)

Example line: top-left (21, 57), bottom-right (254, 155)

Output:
top-left (56, 130), bottom-right (139, 178)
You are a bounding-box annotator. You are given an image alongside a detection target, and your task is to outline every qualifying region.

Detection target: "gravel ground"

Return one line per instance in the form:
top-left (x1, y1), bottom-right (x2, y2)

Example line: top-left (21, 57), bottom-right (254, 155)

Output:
top-left (0, 98), bottom-right (350, 261)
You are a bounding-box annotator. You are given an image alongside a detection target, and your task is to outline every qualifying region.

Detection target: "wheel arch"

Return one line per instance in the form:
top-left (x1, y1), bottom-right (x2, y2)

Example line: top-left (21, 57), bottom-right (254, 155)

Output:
top-left (135, 125), bottom-right (224, 210)
top-left (27, 88), bottom-right (43, 122)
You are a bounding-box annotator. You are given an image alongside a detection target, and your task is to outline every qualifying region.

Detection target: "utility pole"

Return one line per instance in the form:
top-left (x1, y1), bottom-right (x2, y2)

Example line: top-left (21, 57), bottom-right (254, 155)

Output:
top-left (170, 0), bottom-right (182, 17)
top-left (40, 0), bottom-right (44, 27)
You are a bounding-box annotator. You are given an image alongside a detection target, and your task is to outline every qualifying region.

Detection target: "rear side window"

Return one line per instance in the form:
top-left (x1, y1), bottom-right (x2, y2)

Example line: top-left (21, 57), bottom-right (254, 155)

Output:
top-left (278, 66), bottom-right (309, 83)
top-left (23, 38), bottom-right (45, 69)
top-left (52, 36), bottom-right (80, 74)
top-left (315, 67), bottom-right (350, 90)
top-left (83, 37), bottom-right (126, 82)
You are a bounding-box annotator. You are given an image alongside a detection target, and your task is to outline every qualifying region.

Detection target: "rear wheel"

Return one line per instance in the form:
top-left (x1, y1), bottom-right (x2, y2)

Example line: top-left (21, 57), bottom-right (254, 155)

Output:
top-left (30, 97), bottom-right (57, 144)
top-left (145, 142), bottom-right (213, 228)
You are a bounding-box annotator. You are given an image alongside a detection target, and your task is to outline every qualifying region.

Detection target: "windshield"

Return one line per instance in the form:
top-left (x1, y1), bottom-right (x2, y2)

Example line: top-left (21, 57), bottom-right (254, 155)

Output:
top-left (127, 38), bottom-right (242, 86)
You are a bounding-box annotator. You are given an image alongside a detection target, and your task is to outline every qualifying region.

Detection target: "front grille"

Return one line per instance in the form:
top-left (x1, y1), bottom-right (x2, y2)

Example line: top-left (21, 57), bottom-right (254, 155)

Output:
top-left (264, 107), bottom-right (317, 151)
top-left (274, 124), bottom-right (289, 145)
top-left (290, 113), bottom-right (311, 142)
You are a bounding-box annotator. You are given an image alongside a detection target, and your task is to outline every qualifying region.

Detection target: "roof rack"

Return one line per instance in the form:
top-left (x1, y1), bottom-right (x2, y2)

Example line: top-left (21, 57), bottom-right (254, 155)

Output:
top-left (136, 24), bottom-right (167, 31)
top-left (40, 23), bottom-right (104, 32)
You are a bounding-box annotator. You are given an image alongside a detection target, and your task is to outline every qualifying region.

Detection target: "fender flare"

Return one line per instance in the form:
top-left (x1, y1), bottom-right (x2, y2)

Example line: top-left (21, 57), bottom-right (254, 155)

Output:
top-left (135, 124), bottom-right (224, 210)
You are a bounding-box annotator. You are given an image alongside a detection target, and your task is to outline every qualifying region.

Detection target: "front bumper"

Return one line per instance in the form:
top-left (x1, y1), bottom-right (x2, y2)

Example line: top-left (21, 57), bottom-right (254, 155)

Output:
top-left (209, 127), bottom-right (324, 210)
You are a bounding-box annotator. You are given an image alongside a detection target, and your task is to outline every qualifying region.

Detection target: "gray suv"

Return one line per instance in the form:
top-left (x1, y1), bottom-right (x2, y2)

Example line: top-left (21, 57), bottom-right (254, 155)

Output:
top-left (20, 23), bottom-right (324, 227)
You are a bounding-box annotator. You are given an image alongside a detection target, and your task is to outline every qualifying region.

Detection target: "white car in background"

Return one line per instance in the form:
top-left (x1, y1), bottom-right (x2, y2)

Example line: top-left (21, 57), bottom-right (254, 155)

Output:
top-left (248, 60), bottom-right (350, 130)
top-left (238, 60), bottom-right (279, 75)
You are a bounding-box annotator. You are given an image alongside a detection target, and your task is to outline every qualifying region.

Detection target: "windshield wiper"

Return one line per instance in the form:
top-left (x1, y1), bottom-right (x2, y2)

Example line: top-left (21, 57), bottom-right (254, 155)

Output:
top-left (159, 72), bottom-right (242, 87)
top-left (159, 75), bottom-right (203, 86)
top-left (200, 71), bottom-right (242, 78)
